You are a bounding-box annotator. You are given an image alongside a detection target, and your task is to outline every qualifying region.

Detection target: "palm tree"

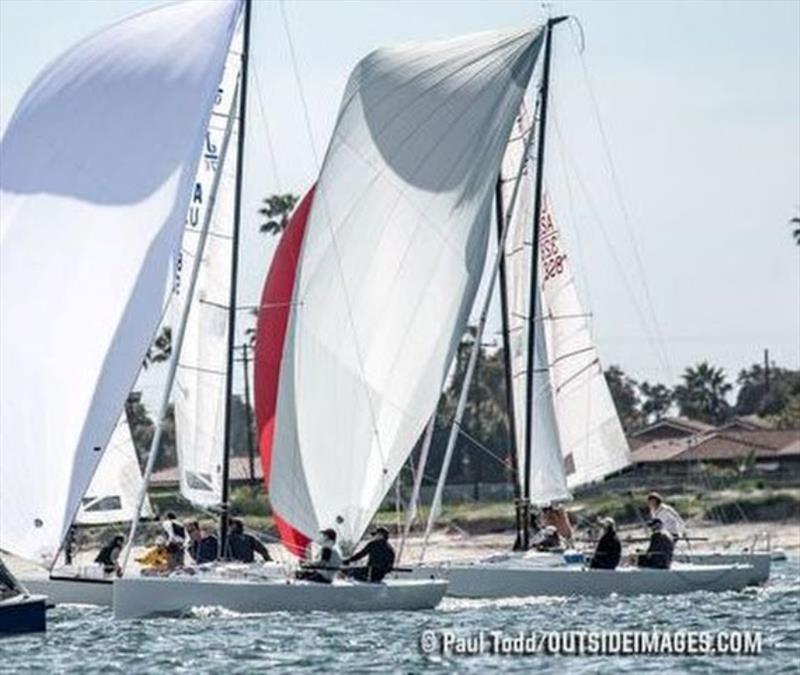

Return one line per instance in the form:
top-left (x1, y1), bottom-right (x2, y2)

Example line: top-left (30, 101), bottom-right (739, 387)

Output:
top-left (673, 361), bottom-right (732, 425)
top-left (639, 381), bottom-right (673, 423)
top-left (791, 215), bottom-right (800, 246)
top-left (259, 193), bottom-right (299, 236)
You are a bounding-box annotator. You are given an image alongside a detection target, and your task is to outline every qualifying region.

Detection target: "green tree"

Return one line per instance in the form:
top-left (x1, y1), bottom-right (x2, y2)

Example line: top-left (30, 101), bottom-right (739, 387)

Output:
top-left (736, 363), bottom-right (800, 417)
top-left (604, 365), bottom-right (643, 432)
top-left (259, 193), bottom-right (299, 235)
top-left (639, 381), bottom-right (673, 423)
top-left (673, 362), bottom-right (733, 425)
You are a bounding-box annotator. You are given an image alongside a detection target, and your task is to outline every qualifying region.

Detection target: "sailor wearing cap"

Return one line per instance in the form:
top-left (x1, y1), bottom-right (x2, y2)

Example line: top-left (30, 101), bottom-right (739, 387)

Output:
top-left (589, 517), bottom-right (621, 570)
top-left (342, 526), bottom-right (396, 583)
top-left (636, 518), bottom-right (675, 569)
top-left (296, 528), bottom-right (342, 584)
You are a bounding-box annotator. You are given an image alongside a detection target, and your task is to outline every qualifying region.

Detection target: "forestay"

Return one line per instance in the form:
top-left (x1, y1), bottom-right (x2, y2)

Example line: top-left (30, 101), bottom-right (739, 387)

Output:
top-left (0, 0), bottom-right (242, 564)
top-left (76, 414), bottom-right (153, 526)
top-left (538, 200), bottom-right (631, 488)
top-left (257, 28), bottom-right (545, 553)
top-left (173, 22), bottom-right (243, 507)
top-left (500, 106), bottom-right (570, 505)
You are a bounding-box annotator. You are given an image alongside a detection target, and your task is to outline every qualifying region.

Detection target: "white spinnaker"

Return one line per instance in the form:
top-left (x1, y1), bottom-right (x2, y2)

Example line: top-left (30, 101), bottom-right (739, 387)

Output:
top-left (76, 414), bottom-right (153, 526)
top-left (0, 0), bottom-right (242, 564)
top-left (269, 28), bottom-right (545, 549)
top-left (500, 107), bottom-right (569, 505)
top-left (173, 25), bottom-right (242, 507)
top-left (538, 201), bottom-right (631, 488)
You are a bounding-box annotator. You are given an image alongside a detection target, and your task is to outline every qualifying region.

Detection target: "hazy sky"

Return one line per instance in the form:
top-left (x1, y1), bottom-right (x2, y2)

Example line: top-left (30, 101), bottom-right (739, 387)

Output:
top-left (1, 0), bottom-right (798, 409)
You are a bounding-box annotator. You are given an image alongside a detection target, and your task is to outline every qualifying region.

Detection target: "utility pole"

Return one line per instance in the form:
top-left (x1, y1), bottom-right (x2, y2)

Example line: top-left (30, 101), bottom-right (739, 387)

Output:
top-left (235, 342), bottom-right (257, 484)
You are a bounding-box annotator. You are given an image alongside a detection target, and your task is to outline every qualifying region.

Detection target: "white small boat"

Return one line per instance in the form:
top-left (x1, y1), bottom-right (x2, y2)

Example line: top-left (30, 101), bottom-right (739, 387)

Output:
top-left (17, 568), bottom-right (113, 607)
top-left (113, 576), bottom-right (448, 619)
top-left (410, 560), bottom-right (761, 598)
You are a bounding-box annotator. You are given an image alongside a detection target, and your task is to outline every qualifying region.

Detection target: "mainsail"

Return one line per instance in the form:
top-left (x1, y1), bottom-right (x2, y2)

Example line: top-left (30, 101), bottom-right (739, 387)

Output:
top-left (76, 414), bottom-right (153, 526)
top-left (538, 200), bottom-right (631, 488)
top-left (500, 107), bottom-right (570, 505)
top-left (0, 0), bottom-right (242, 564)
top-left (173, 22), bottom-right (243, 507)
top-left (500, 106), bottom-right (630, 503)
top-left (255, 28), bottom-right (545, 554)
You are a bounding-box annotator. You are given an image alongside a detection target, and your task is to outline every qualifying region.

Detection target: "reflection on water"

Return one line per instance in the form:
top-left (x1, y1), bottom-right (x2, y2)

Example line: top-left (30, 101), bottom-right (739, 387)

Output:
top-left (2, 558), bottom-right (797, 674)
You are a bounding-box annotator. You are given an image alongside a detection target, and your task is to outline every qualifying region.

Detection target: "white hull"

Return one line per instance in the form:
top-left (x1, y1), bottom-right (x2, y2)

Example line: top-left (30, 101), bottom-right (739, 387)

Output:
top-left (113, 576), bottom-right (448, 619)
top-left (673, 552), bottom-right (771, 583)
top-left (410, 561), bottom-right (762, 598)
top-left (20, 575), bottom-right (112, 606)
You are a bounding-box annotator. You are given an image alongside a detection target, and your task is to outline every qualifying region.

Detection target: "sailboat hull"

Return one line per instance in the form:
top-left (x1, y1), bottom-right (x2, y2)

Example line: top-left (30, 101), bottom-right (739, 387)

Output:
top-left (19, 575), bottom-right (112, 607)
top-left (409, 562), bottom-right (762, 598)
top-left (672, 552), bottom-right (770, 583)
top-left (113, 576), bottom-right (448, 619)
top-left (0, 595), bottom-right (47, 634)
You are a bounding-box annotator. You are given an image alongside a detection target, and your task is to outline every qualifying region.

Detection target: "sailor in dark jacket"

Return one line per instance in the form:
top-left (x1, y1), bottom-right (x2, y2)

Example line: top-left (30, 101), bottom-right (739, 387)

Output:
top-left (227, 518), bottom-right (272, 563)
top-left (637, 518), bottom-right (674, 569)
top-left (186, 521), bottom-right (218, 564)
top-left (589, 517), bottom-right (622, 570)
top-left (343, 527), bottom-right (395, 582)
top-left (95, 535), bottom-right (125, 576)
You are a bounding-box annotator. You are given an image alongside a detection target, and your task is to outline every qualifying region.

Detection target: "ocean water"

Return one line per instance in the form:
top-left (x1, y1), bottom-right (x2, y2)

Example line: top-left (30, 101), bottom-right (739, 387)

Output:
top-left (1, 558), bottom-right (797, 674)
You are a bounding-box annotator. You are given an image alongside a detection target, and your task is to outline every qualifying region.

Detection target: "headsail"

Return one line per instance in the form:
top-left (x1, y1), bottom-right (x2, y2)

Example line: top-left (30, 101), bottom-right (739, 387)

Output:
top-left (256, 28), bottom-right (545, 553)
top-left (0, 0), bottom-right (242, 564)
top-left (538, 200), bottom-right (631, 488)
top-left (173, 22), bottom-right (243, 507)
top-left (76, 414), bottom-right (153, 526)
top-left (500, 106), bottom-right (570, 505)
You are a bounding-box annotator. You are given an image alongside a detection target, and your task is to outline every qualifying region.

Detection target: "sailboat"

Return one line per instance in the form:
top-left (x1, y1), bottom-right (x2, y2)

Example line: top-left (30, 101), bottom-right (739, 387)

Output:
top-left (113, 4), bottom-right (559, 618)
top-left (406, 17), bottom-right (763, 597)
top-left (0, 557), bottom-right (46, 635)
top-left (17, 414), bottom-right (154, 606)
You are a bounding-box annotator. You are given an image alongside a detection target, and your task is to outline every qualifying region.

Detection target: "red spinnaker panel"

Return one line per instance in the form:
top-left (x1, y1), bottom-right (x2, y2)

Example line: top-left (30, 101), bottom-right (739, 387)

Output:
top-left (254, 186), bottom-right (315, 557)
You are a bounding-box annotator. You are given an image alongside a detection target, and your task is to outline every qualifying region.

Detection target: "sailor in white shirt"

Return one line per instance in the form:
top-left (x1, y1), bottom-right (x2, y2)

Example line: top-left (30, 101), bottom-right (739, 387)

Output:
top-left (646, 492), bottom-right (686, 540)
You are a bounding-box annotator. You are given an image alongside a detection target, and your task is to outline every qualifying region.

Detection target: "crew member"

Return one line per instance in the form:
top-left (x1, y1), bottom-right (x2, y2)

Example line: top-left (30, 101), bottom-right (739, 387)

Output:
top-left (186, 521), bottom-right (219, 564)
top-left (589, 517), bottom-right (621, 570)
top-left (296, 529), bottom-right (341, 584)
top-left (532, 525), bottom-right (561, 552)
top-left (343, 526), bottom-right (395, 582)
top-left (637, 518), bottom-right (674, 569)
top-left (646, 492), bottom-right (685, 540)
top-left (542, 505), bottom-right (574, 545)
top-left (95, 534), bottom-right (125, 577)
top-left (162, 511), bottom-right (186, 567)
top-left (227, 518), bottom-right (272, 563)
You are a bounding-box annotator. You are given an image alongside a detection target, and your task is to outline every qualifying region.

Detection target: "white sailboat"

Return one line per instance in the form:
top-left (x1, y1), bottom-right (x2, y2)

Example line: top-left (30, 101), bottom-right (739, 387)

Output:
top-left (115, 5), bottom-right (559, 617)
top-left (0, 0), bottom-right (244, 601)
top-left (409, 17), bottom-right (762, 597)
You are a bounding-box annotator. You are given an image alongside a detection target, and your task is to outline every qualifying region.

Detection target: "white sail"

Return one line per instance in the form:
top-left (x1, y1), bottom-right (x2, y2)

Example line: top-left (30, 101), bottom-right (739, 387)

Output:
top-left (76, 414), bottom-right (153, 526)
top-left (0, 0), bottom-right (242, 564)
top-left (538, 200), bottom-right (631, 488)
top-left (500, 107), bottom-right (570, 505)
top-left (257, 28), bottom-right (545, 553)
top-left (173, 24), bottom-right (242, 507)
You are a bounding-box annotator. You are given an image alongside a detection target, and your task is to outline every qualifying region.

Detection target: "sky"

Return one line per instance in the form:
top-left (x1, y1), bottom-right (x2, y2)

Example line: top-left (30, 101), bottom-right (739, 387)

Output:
top-left (1, 0), bottom-right (798, 412)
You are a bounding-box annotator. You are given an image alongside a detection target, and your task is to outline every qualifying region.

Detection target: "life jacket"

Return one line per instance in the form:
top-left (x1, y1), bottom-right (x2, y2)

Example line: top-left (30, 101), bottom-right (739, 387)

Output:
top-left (95, 541), bottom-right (120, 566)
top-left (317, 542), bottom-right (342, 582)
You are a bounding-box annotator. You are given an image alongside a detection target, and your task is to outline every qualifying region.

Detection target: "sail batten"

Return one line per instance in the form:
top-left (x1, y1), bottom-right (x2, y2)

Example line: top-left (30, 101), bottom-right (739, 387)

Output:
top-left (0, 0), bottom-right (242, 564)
top-left (257, 28), bottom-right (544, 554)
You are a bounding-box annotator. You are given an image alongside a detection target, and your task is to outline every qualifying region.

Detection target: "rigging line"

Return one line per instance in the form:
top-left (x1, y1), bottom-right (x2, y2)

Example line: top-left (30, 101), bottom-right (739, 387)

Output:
top-left (552, 115), bottom-right (671, 378)
top-left (454, 425), bottom-right (511, 468)
top-left (251, 67), bottom-right (283, 193)
top-left (572, 37), bottom-right (673, 381)
top-left (279, 0), bottom-right (319, 169)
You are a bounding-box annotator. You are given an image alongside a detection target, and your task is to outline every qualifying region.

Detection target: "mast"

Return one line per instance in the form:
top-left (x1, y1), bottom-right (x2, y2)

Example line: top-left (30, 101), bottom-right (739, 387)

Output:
top-left (220, 0), bottom-right (252, 558)
top-left (494, 180), bottom-right (525, 550)
top-left (521, 16), bottom-right (567, 547)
